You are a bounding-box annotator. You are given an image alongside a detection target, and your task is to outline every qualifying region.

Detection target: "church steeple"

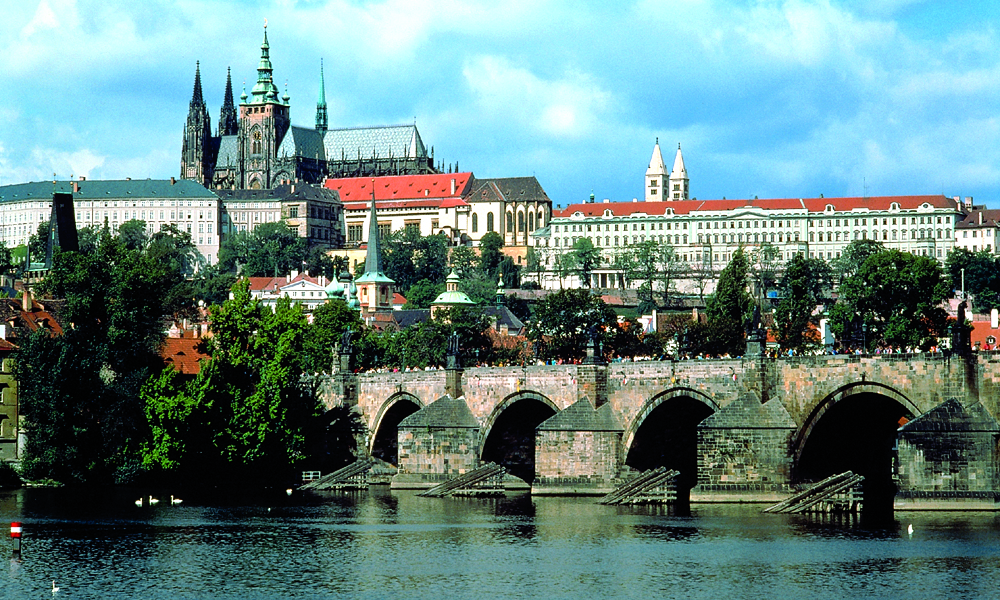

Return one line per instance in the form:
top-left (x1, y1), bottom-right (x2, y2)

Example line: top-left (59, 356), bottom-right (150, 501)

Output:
top-left (218, 66), bottom-right (238, 136)
top-left (669, 143), bottom-right (689, 200)
top-left (181, 61), bottom-right (212, 185)
top-left (316, 59), bottom-right (328, 133)
top-left (355, 183), bottom-right (395, 314)
top-left (645, 137), bottom-right (667, 201)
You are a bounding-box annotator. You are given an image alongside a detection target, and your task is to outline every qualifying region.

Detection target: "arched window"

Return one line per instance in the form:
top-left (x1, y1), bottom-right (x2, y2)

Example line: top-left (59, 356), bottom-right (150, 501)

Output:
top-left (883, 230), bottom-right (888, 240)
top-left (537, 210), bottom-right (545, 227)
top-left (506, 212), bottom-right (513, 232)
top-left (487, 212), bottom-right (495, 232)
top-left (472, 213), bottom-right (478, 233)
top-left (252, 130), bottom-right (262, 154)
top-left (528, 212), bottom-right (535, 232)
top-left (517, 211), bottom-right (525, 232)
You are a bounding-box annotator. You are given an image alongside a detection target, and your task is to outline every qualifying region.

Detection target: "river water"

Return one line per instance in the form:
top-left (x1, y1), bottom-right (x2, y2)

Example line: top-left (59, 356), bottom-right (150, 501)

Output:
top-left (0, 487), bottom-right (997, 599)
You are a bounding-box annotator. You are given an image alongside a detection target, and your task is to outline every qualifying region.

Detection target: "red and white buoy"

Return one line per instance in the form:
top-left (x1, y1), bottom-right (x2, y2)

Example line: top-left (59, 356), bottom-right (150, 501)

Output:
top-left (10, 521), bottom-right (21, 556)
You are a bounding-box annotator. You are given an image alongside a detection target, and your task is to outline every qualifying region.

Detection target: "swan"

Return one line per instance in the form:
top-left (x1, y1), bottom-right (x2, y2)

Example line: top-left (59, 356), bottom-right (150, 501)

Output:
top-left (170, 495), bottom-right (182, 505)
top-left (907, 524), bottom-right (914, 536)
top-left (52, 580), bottom-right (59, 593)
top-left (134, 498), bottom-right (142, 507)
top-left (286, 488), bottom-right (293, 496)
top-left (148, 495), bottom-right (160, 505)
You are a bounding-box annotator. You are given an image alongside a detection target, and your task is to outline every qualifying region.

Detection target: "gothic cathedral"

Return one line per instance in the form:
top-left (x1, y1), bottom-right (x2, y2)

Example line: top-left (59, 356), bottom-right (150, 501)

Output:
top-left (181, 25), bottom-right (438, 190)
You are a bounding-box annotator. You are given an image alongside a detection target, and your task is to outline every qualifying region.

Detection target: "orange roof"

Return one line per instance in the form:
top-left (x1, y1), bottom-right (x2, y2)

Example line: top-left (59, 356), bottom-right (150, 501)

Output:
top-left (325, 173), bottom-right (473, 203)
top-left (555, 195), bottom-right (959, 218)
top-left (161, 338), bottom-right (209, 375)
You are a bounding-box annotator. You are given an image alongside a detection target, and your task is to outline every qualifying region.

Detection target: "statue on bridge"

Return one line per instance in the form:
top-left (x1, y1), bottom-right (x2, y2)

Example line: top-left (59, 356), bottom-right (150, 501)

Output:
top-left (446, 331), bottom-right (461, 370)
top-left (340, 327), bottom-right (353, 355)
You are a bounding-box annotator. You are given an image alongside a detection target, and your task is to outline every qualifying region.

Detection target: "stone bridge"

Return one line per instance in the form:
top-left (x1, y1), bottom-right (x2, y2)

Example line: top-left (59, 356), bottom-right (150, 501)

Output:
top-left (319, 352), bottom-right (1000, 509)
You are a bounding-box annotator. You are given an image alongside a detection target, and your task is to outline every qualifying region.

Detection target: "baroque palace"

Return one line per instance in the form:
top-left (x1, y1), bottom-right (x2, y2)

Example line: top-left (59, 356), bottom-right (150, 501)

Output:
top-left (533, 140), bottom-right (986, 290)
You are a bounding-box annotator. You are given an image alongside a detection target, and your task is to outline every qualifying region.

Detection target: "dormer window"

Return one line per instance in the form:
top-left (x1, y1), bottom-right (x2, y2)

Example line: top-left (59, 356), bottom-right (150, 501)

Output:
top-left (890, 202), bottom-right (900, 211)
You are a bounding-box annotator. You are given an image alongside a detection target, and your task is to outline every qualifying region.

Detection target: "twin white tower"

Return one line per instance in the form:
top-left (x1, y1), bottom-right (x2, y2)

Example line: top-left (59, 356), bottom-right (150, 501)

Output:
top-left (645, 140), bottom-right (689, 202)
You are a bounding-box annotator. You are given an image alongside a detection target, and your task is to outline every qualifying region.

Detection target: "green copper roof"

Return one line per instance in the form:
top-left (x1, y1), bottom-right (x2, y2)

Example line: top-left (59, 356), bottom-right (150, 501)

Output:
top-left (250, 26), bottom-right (281, 104)
top-left (0, 179), bottom-right (217, 204)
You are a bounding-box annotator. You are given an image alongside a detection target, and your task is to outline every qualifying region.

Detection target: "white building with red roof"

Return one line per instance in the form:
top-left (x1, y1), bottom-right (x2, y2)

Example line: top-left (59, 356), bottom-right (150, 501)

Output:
top-left (324, 172), bottom-right (551, 249)
top-left (538, 192), bottom-right (964, 291)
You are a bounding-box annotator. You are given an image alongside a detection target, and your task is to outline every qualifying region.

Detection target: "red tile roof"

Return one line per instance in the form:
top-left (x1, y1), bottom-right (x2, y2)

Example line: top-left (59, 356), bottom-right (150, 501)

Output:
top-left (324, 173), bottom-right (473, 204)
top-left (555, 195), bottom-right (959, 218)
top-left (161, 337), bottom-right (209, 375)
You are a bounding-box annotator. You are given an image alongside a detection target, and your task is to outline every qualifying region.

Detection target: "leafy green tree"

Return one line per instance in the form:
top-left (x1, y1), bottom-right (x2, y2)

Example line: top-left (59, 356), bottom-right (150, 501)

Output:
top-left (140, 281), bottom-right (323, 483)
top-left (705, 247), bottom-right (753, 356)
top-left (219, 222), bottom-right (308, 278)
top-left (831, 239), bottom-right (885, 284)
top-left (568, 237), bottom-right (601, 287)
top-left (772, 254), bottom-right (832, 352)
top-left (118, 219), bottom-right (148, 250)
top-left (524, 246), bottom-right (544, 288)
top-left (27, 221), bottom-right (50, 264)
top-left (656, 245), bottom-right (683, 307)
top-left (830, 249), bottom-right (949, 350)
top-left (19, 230), bottom-right (192, 484)
top-left (403, 278), bottom-right (445, 309)
top-left (478, 231), bottom-right (504, 279)
top-left (459, 271), bottom-right (497, 305)
top-left (499, 255), bottom-right (520, 289)
top-left (449, 246), bottom-right (479, 279)
top-left (527, 289), bottom-right (617, 362)
top-left (302, 300), bottom-right (364, 372)
top-left (945, 248), bottom-right (1000, 311)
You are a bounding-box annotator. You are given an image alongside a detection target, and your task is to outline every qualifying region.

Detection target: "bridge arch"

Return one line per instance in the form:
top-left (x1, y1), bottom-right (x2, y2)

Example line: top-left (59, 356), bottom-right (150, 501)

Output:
top-left (622, 387), bottom-right (720, 453)
top-left (480, 391), bottom-right (559, 484)
top-left (793, 381), bottom-right (919, 514)
top-left (368, 392), bottom-right (424, 463)
top-left (622, 387), bottom-right (719, 494)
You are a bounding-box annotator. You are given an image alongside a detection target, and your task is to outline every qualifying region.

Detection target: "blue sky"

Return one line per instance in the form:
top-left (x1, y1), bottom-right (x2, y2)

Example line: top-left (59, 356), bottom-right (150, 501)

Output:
top-left (2, 0), bottom-right (999, 208)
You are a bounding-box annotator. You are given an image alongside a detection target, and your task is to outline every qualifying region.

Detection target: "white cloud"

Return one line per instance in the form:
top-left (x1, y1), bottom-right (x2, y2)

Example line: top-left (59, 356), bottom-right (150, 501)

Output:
top-left (462, 55), bottom-right (611, 139)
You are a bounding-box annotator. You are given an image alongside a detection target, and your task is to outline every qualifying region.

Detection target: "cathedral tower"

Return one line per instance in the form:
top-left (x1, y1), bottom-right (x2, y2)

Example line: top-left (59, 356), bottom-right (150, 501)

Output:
top-left (237, 24), bottom-right (291, 189)
top-left (181, 61), bottom-right (213, 186)
top-left (218, 66), bottom-right (239, 136)
top-left (645, 138), bottom-right (667, 201)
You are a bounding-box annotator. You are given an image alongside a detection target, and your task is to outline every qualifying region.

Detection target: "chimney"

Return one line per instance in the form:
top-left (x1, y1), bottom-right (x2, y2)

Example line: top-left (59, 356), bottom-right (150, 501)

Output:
top-left (78, 176), bottom-right (86, 181)
top-left (72, 181), bottom-right (79, 193)
top-left (126, 177), bottom-right (131, 181)
top-left (22, 289), bottom-right (31, 312)
top-left (980, 212), bottom-right (984, 225)
top-left (170, 177), bottom-right (176, 185)
top-left (451, 178), bottom-right (456, 195)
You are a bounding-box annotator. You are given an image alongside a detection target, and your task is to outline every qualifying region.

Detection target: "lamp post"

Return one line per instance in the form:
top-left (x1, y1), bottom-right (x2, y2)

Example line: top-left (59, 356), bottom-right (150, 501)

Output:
top-left (862, 321), bottom-right (867, 353)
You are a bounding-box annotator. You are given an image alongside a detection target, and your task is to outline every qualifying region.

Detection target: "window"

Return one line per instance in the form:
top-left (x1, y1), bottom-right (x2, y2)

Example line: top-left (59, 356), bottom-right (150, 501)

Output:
top-left (472, 213), bottom-right (478, 233)
top-left (487, 212), bottom-right (495, 232)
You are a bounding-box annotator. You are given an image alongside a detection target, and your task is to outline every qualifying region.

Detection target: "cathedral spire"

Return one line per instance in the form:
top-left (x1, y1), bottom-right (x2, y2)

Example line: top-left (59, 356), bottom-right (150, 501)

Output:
top-left (316, 59), bottom-right (328, 133)
top-left (645, 138), bottom-right (667, 201)
top-left (251, 23), bottom-right (280, 103)
top-left (218, 66), bottom-right (238, 136)
top-left (190, 61), bottom-right (206, 110)
top-left (669, 143), bottom-right (689, 200)
top-left (363, 185), bottom-right (386, 278)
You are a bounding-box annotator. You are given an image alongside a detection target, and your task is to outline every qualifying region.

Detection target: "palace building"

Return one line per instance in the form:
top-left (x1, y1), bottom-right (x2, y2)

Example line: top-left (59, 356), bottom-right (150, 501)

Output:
top-left (534, 140), bottom-right (971, 291)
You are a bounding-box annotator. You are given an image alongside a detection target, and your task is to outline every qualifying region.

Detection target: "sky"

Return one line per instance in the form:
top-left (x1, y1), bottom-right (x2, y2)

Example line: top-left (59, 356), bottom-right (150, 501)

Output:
top-left (2, 0), bottom-right (999, 208)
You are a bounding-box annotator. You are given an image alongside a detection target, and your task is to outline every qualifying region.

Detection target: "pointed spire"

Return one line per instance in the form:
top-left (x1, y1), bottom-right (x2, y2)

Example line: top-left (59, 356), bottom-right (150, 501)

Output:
top-left (218, 66), bottom-right (238, 136)
top-left (316, 59), bottom-right (328, 132)
top-left (251, 22), bottom-right (280, 103)
top-left (190, 61), bottom-right (206, 109)
top-left (358, 181), bottom-right (391, 282)
top-left (672, 143), bottom-right (687, 177)
top-left (646, 138), bottom-right (667, 176)
top-left (669, 143), bottom-right (689, 200)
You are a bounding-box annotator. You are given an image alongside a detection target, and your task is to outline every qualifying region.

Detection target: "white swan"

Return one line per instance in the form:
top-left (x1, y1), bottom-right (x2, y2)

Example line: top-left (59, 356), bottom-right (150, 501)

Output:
top-left (907, 524), bottom-right (914, 536)
top-left (52, 580), bottom-right (59, 593)
top-left (170, 495), bottom-right (183, 505)
top-left (285, 488), bottom-right (293, 496)
top-left (148, 495), bottom-right (160, 505)
top-left (134, 498), bottom-right (142, 507)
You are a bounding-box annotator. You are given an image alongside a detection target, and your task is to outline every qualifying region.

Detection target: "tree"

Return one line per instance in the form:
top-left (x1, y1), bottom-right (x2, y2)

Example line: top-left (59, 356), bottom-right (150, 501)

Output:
top-left (449, 246), bottom-right (479, 279)
top-left (772, 254), bottom-right (832, 352)
top-left (118, 219), bottom-right (148, 250)
top-left (705, 247), bottom-right (753, 356)
top-left (141, 280), bottom-right (324, 483)
top-left (945, 248), bottom-right (1000, 311)
top-left (459, 271), bottom-right (497, 305)
top-left (403, 278), bottom-right (445, 309)
top-left (478, 231), bottom-right (504, 279)
top-left (219, 222), bottom-right (308, 278)
top-left (617, 240), bottom-right (658, 306)
top-left (656, 245), bottom-right (683, 307)
top-left (568, 237), bottom-right (600, 287)
top-left (524, 247), bottom-right (544, 288)
top-left (831, 239), bottom-right (885, 284)
top-left (19, 229), bottom-right (192, 484)
top-left (830, 249), bottom-right (949, 350)
top-left (302, 299), bottom-right (364, 373)
top-left (527, 289), bottom-right (617, 362)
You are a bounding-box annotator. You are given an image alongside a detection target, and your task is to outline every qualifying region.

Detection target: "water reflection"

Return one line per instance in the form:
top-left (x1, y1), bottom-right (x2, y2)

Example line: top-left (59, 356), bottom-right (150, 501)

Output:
top-left (0, 488), bottom-right (996, 598)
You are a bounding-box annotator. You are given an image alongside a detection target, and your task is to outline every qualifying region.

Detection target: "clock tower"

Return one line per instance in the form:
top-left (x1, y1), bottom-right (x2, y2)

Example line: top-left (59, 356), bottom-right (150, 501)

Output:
top-left (237, 24), bottom-right (290, 189)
